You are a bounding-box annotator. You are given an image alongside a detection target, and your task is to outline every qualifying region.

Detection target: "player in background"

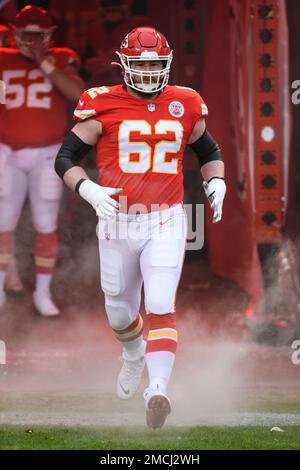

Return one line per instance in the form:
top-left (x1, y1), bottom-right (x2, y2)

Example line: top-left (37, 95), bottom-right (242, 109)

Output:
top-left (0, 5), bottom-right (84, 316)
top-left (55, 27), bottom-right (226, 427)
top-left (0, 23), bottom-right (23, 295)
top-left (0, 23), bottom-right (23, 294)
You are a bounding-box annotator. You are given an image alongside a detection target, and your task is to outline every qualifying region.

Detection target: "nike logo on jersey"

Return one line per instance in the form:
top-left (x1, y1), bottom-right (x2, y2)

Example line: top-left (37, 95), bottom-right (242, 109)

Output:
top-left (119, 382), bottom-right (130, 395)
top-left (79, 100), bottom-right (84, 106)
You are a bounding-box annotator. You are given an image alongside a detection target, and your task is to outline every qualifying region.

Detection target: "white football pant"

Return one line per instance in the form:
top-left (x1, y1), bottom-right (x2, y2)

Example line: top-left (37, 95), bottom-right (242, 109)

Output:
top-left (0, 143), bottom-right (62, 233)
top-left (97, 203), bottom-right (187, 329)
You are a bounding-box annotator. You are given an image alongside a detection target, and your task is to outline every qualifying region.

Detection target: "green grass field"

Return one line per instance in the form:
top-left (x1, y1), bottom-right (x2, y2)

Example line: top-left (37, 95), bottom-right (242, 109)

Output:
top-left (0, 425), bottom-right (300, 450)
top-left (1, 342), bottom-right (299, 451)
top-left (0, 385), bottom-right (299, 450)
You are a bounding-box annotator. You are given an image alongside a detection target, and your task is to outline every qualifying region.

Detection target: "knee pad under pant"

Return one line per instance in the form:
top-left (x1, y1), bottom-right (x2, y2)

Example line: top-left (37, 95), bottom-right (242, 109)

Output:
top-left (143, 239), bottom-right (182, 314)
top-left (145, 274), bottom-right (177, 314)
top-left (104, 301), bottom-right (133, 331)
top-left (100, 248), bottom-right (125, 297)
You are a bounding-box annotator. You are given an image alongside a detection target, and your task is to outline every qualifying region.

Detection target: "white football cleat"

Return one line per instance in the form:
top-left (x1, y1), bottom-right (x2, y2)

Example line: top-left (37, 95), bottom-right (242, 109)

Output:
top-left (0, 290), bottom-right (7, 310)
top-left (33, 290), bottom-right (60, 317)
top-left (144, 387), bottom-right (171, 429)
top-left (117, 341), bottom-right (146, 400)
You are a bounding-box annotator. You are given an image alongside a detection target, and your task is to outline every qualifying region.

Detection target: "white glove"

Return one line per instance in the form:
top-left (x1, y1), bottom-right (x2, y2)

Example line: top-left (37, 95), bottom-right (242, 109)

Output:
top-left (78, 180), bottom-right (122, 220)
top-left (203, 177), bottom-right (226, 224)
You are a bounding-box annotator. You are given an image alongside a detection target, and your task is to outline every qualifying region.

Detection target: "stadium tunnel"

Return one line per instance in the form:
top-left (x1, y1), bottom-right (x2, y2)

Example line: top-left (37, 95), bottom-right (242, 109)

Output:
top-left (1, 0), bottom-right (300, 345)
top-left (1, 1), bottom-right (300, 449)
top-left (152, 0), bottom-right (300, 343)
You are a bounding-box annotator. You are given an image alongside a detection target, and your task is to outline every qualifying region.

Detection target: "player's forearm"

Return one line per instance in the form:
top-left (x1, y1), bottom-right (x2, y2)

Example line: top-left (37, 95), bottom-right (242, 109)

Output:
top-left (63, 166), bottom-right (90, 192)
top-left (56, 146), bottom-right (121, 220)
top-left (201, 160), bottom-right (225, 182)
top-left (188, 124), bottom-right (224, 176)
top-left (47, 70), bottom-right (84, 102)
top-left (55, 131), bottom-right (93, 188)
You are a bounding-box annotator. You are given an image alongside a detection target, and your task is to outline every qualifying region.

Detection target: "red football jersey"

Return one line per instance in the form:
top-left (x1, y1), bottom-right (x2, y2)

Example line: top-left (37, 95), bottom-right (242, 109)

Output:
top-left (0, 47), bottom-right (79, 149)
top-left (74, 84), bottom-right (208, 211)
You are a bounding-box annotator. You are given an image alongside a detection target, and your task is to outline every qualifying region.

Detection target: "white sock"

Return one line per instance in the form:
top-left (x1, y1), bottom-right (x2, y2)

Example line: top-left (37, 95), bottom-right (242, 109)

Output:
top-left (146, 351), bottom-right (175, 394)
top-left (35, 273), bottom-right (52, 293)
top-left (0, 271), bottom-right (6, 292)
top-left (123, 337), bottom-right (146, 361)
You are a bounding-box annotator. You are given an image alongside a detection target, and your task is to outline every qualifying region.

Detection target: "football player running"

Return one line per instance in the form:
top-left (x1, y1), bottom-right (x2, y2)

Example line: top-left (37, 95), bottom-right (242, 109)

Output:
top-left (0, 5), bottom-right (84, 316)
top-left (55, 27), bottom-right (226, 428)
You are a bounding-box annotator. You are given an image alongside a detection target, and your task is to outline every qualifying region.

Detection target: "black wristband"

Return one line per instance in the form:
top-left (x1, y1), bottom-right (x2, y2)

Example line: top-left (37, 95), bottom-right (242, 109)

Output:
top-left (75, 178), bottom-right (86, 194)
top-left (207, 176), bottom-right (225, 184)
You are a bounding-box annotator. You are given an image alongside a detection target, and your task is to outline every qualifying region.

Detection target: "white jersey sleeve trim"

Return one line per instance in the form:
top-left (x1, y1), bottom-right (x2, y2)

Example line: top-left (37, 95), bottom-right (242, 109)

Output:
top-left (73, 109), bottom-right (97, 120)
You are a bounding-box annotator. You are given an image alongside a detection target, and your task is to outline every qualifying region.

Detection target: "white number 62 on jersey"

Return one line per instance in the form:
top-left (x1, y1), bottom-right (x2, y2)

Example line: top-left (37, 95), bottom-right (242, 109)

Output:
top-left (119, 120), bottom-right (183, 174)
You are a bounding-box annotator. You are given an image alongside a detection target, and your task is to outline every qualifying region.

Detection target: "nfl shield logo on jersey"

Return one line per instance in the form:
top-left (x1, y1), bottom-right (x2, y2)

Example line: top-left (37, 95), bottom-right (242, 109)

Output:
top-left (147, 103), bottom-right (156, 112)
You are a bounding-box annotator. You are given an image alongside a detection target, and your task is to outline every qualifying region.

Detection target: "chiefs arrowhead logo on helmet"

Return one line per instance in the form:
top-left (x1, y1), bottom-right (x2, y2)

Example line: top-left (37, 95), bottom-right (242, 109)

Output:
top-left (11, 5), bottom-right (55, 58)
top-left (120, 34), bottom-right (129, 49)
top-left (116, 27), bottom-right (173, 94)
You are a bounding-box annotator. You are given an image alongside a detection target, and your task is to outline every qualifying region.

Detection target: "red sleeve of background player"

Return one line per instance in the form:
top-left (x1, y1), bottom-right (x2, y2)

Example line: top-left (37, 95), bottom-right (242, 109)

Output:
top-left (64, 48), bottom-right (80, 69)
top-left (50, 48), bottom-right (81, 71)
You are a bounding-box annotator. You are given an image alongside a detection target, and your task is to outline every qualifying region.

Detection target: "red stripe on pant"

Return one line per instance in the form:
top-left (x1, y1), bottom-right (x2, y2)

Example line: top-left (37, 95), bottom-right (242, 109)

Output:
top-left (35, 231), bottom-right (59, 275)
top-left (0, 231), bottom-right (14, 271)
top-left (146, 313), bottom-right (177, 354)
